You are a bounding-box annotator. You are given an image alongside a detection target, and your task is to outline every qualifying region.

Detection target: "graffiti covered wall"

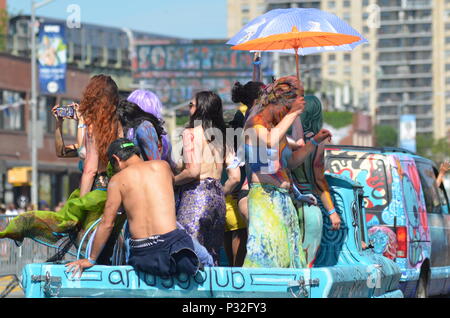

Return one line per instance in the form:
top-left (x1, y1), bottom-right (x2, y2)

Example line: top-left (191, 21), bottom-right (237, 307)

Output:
top-left (132, 40), bottom-right (273, 106)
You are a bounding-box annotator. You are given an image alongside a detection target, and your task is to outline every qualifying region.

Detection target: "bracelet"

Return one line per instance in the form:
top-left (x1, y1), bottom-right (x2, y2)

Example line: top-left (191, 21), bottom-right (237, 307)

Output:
top-left (87, 257), bottom-right (97, 265)
top-left (78, 123), bottom-right (87, 129)
top-left (327, 208), bottom-right (336, 216)
top-left (310, 138), bottom-right (319, 147)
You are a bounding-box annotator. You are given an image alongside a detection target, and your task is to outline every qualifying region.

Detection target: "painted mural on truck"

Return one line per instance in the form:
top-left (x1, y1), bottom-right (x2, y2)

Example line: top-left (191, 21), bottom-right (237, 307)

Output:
top-left (324, 149), bottom-right (392, 214)
top-left (392, 156), bottom-right (430, 267)
top-left (325, 149), bottom-right (430, 268)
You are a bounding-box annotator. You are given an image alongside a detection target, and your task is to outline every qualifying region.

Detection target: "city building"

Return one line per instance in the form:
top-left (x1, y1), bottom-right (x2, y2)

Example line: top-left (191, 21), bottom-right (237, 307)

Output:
top-left (376, 0), bottom-right (443, 138)
top-left (7, 14), bottom-right (177, 93)
top-left (0, 2), bottom-right (272, 208)
top-left (227, 0), bottom-right (268, 37)
top-left (0, 1), bottom-right (176, 208)
top-left (0, 52), bottom-right (90, 208)
top-left (228, 0), bottom-right (450, 141)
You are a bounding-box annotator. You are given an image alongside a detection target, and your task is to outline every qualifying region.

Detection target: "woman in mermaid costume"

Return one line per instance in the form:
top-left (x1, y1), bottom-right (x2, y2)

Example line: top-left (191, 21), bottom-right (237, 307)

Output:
top-left (242, 76), bottom-right (334, 268)
top-left (288, 95), bottom-right (341, 268)
top-left (0, 75), bottom-right (123, 263)
top-left (175, 91), bottom-right (240, 265)
top-left (124, 89), bottom-right (176, 167)
top-left (117, 99), bottom-right (168, 163)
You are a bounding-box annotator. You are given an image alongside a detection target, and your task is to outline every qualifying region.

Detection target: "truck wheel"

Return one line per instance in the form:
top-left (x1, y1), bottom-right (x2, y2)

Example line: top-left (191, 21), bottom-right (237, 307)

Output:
top-left (415, 270), bottom-right (428, 298)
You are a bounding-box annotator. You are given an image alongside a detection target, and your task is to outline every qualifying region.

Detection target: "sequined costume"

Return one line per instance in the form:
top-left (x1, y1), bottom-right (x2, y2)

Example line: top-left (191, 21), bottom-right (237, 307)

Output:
top-left (176, 178), bottom-right (226, 265)
top-left (243, 76), bottom-right (307, 269)
top-left (243, 140), bottom-right (306, 268)
top-left (244, 184), bottom-right (306, 268)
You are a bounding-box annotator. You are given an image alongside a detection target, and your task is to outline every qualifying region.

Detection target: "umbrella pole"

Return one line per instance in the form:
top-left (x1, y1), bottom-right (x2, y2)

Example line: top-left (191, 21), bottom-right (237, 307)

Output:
top-left (295, 47), bottom-right (300, 82)
top-left (253, 52), bottom-right (261, 82)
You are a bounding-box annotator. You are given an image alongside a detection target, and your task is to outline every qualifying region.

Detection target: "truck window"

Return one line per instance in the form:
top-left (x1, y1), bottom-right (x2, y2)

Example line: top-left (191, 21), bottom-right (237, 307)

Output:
top-left (416, 161), bottom-right (441, 214)
top-left (434, 167), bottom-right (450, 212)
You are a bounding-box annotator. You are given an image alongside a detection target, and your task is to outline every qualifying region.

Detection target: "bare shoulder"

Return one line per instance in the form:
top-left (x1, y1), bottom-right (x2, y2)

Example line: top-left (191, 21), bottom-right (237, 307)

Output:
top-left (145, 160), bottom-right (171, 171)
top-left (107, 173), bottom-right (123, 189)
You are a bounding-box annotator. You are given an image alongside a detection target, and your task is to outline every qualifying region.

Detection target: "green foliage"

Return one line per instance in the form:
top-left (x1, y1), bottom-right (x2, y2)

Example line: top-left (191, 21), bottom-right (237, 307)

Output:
top-left (431, 138), bottom-right (450, 163)
top-left (176, 115), bottom-right (189, 127)
top-left (0, 8), bottom-right (7, 52)
top-left (323, 111), bottom-right (353, 129)
top-left (408, 133), bottom-right (449, 164)
top-left (374, 125), bottom-right (398, 148)
top-left (416, 133), bottom-right (433, 158)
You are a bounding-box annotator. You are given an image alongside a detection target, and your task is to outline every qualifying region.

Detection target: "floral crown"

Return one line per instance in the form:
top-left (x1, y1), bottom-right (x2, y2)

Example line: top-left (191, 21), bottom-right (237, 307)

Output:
top-left (258, 76), bottom-right (301, 108)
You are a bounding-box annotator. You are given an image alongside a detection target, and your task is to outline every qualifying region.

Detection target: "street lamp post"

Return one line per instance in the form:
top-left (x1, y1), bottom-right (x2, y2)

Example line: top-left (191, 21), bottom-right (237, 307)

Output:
top-left (30, 0), bottom-right (55, 208)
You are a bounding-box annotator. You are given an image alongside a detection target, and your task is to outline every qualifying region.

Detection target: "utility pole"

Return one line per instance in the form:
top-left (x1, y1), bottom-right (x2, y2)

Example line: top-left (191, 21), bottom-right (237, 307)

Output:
top-left (30, 0), bottom-right (55, 208)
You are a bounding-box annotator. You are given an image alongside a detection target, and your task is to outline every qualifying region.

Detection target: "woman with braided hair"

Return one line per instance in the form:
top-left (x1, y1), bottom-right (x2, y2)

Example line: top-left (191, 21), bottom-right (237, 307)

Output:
top-left (243, 75), bottom-right (334, 268)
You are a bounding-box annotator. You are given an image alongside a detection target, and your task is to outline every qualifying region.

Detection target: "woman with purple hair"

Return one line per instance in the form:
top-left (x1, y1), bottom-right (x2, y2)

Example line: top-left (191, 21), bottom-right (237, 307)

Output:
top-left (127, 90), bottom-right (172, 164)
top-left (117, 99), bottom-right (166, 162)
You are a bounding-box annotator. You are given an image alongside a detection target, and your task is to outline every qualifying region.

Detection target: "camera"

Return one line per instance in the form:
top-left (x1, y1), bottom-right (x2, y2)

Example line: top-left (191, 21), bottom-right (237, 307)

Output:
top-left (56, 105), bottom-right (75, 119)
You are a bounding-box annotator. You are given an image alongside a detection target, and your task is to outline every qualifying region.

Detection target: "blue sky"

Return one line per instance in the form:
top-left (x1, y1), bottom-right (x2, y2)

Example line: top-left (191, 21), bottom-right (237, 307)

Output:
top-left (8, 0), bottom-right (228, 39)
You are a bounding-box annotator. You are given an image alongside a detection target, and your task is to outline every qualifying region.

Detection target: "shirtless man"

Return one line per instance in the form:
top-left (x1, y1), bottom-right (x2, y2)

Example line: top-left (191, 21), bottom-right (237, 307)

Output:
top-left (66, 138), bottom-right (200, 277)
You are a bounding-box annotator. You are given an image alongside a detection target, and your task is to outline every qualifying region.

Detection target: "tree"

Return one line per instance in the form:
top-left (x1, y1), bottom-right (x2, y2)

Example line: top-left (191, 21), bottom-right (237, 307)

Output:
top-left (430, 138), bottom-right (450, 164)
top-left (374, 125), bottom-right (398, 147)
top-left (323, 111), bottom-right (353, 129)
top-left (416, 135), bottom-right (449, 164)
top-left (0, 7), bottom-right (7, 52)
top-left (416, 134), bottom-right (433, 158)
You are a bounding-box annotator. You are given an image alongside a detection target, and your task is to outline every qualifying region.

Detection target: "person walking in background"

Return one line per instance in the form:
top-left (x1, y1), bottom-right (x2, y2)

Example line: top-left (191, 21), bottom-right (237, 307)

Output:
top-left (175, 91), bottom-right (240, 265)
top-left (5, 204), bottom-right (18, 216)
top-left (0, 205), bottom-right (7, 230)
top-left (0, 206), bottom-right (8, 259)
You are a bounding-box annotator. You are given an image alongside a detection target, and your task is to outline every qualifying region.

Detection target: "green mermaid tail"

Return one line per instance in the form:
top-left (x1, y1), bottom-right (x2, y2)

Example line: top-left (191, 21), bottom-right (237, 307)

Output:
top-left (0, 189), bottom-right (107, 248)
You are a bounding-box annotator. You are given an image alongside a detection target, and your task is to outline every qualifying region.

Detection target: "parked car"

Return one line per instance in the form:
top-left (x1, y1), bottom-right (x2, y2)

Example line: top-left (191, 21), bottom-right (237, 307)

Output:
top-left (324, 145), bottom-right (450, 298)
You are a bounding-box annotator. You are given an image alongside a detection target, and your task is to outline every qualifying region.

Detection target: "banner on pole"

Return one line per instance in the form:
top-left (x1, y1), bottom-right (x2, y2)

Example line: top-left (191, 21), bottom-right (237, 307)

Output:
top-left (399, 114), bottom-right (416, 153)
top-left (38, 23), bottom-right (67, 94)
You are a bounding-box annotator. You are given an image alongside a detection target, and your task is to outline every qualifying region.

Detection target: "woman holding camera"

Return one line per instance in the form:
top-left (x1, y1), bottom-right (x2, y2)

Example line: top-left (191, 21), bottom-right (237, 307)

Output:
top-left (52, 103), bottom-right (85, 159)
top-left (0, 75), bottom-right (123, 263)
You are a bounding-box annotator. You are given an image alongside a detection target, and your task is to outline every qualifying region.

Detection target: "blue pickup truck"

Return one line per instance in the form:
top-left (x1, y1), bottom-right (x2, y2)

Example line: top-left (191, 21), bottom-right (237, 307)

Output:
top-left (21, 171), bottom-right (403, 298)
top-left (324, 145), bottom-right (450, 298)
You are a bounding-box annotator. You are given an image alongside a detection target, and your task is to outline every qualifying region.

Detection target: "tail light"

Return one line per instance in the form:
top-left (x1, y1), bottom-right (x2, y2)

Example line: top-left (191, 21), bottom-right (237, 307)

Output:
top-left (396, 226), bottom-right (408, 258)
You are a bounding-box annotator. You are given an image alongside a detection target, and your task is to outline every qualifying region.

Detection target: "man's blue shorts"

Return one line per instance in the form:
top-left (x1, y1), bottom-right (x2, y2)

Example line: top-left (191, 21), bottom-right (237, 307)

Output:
top-left (128, 229), bottom-right (200, 276)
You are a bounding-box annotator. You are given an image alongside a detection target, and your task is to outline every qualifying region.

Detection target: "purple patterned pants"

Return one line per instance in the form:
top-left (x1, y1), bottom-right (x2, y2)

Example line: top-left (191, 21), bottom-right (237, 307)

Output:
top-left (176, 178), bottom-right (226, 265)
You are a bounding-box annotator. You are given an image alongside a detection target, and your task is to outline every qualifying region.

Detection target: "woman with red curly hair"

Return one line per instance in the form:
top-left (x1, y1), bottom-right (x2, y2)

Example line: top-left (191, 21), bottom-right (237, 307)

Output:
top-left (0, 75), bottom-right (124, 264)
top-left (78, 74), bottom-right (122, 196)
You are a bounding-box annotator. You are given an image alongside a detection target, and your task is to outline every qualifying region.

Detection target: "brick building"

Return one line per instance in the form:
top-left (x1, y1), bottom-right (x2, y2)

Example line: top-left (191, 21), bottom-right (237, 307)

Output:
top-left (0, 52), bottom-right (91, 209)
